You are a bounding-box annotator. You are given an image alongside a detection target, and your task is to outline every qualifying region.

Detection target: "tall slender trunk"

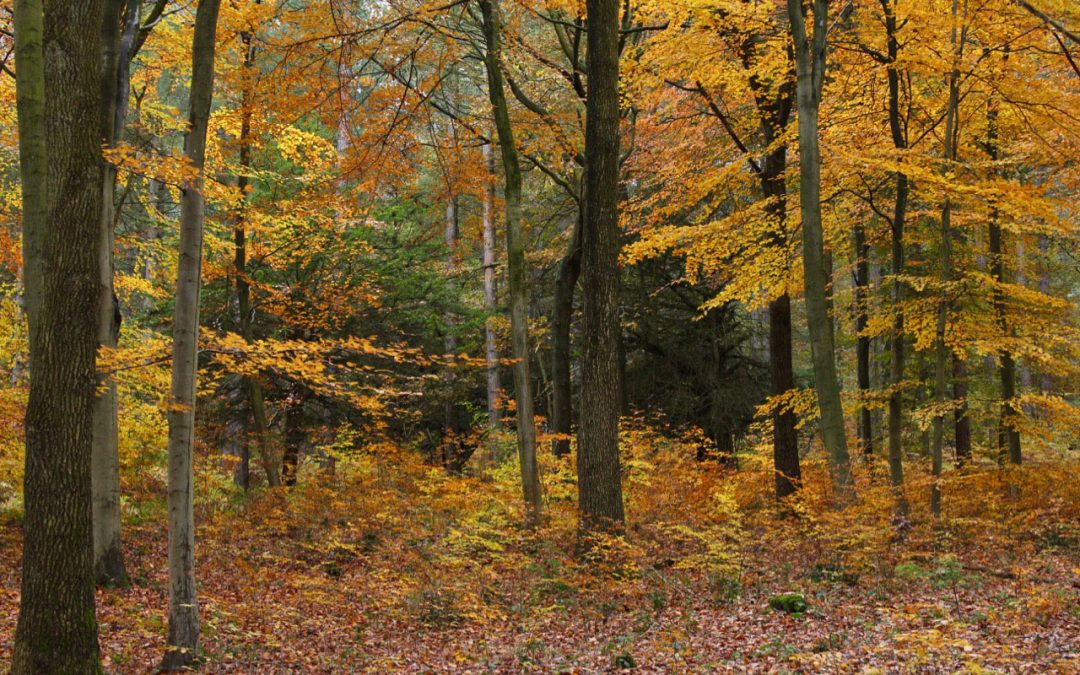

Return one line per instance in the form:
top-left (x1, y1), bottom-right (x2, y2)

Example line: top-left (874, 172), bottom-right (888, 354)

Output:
top-left (882, 0), bottom-right (909, 503)
top-left (482, 142), bottom-right (501, 429)
top-left (93, 0), bottom-right (138, 588)
top-left (12, 0), bottom-right (104, 671)
top-left (551, 203), bottom-right (582, 458)
top-left (854, 221), bottom-right (873, 457)
top-left (443, 196), bottom-right (460, 436)
top-left (233, 19), bottom-right (280, 489)
top-left (742, 28), bottom-right (800, 498)
top-left (162, 0), bottom-right (221, 667)
top-left (761, 148), bottom-right (800, 498)
top-left (577, 0), bottom-right (626, 530)
top-left (985, 97), bottom-right (1021, 465)
top-left (479, 0), bottom-right (541, 526)
top-left (786, 0), bottom-right (855, 500)
top-left (931, 0), bottom-right (966, 517)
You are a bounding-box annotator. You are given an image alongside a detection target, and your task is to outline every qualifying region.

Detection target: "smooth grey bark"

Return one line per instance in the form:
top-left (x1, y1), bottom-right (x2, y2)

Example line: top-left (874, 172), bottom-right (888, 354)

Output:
top-left (578, 0), bottom-right (627, 530)
top-left (162, 0), bottom-right (221, 668)
top-left (786, 0), bottom-right (855, 499)
top-left (444, 196), bottom-right (460, 435)
top-left (93, 0), bottom-right (138, 588)
top-left (12, 0), bottom-right (104, 671)
top-left (482, 142), bottom-right (501, 430)
top-left (479, 0), bottom-right (542, 526)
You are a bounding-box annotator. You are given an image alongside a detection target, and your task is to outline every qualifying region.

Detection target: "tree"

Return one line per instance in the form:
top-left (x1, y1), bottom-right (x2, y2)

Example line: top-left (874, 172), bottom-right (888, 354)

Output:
top-left (11, 0), bottom-right (105, 671)
top-left (578, 0), bottom-right (626, 530)
top-left (162, 0), bottom-right (222, 667)
top-left (478, 0), bottom-right (542, 526)
top-left (786, 0), bottom-right (855, 499)
top-left (93, 0), bottom-right (140, 588)
top-left (481, 141), bottom-right (501, 429)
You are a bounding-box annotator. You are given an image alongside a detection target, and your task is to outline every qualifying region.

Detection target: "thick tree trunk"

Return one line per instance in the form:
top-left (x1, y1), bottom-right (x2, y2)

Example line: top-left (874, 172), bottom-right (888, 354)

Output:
top-left (576, 0), bottom-right (626, 530)
top-left (551, 205), bottom-right (582, 458)
top-left (482, 142), bottom-right (501, 429)
top-left (93, 0), bottom-right (139, 587)
top-left (479, 0), bottom-right (542, 526)
top-left (786, 0), bottom-right (855, 500)
top-left (233, 21), bottom-right (281, 489)
top-left (11, 0), bottom-right (104, 671)
top-left (162, 0), bottom-right (221, 668)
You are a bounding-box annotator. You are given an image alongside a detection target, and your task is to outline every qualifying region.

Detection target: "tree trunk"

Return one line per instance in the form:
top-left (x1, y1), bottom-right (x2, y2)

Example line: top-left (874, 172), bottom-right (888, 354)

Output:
top-left (577, 0), bottom-right (626, 530)
top-left (931, 0), bottom-right (966, 518)
top-left (760, 146), bottom-right (800, 498)
top-left (162, 0), bottom-right (221, 668)
top-left (551, 203), bottom-right (582, 458)
top-left (479, 0), bottom-right (541, 526)
top-left (882, 0), bottom-right (909, 504)
top-left (93, 0), bottom-right (139, 586)
top-left (233, 19), bottom-right (281, 489)
top-left (786, 0), bottom-right (855, 500)
top-left (444, 196), bottom-right (460, 435)
top-left (482, 142), bottom-right (501, 430)
top-left (12, 0), bottom-right (104, 671)
top-left (854, 221), bottom-right (873, 457)
top-left (985, 98), bottom-right (1021, 466)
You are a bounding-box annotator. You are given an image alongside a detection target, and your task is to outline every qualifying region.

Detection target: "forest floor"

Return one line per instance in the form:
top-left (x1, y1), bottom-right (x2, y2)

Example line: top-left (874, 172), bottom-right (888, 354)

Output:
top-left (0, 431), bottom-right (1078, 673)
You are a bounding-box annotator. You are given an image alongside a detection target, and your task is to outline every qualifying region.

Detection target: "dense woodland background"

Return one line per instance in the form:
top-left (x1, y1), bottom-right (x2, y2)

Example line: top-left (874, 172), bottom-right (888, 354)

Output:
top-left (0, 0), bottom-right (1079, 672)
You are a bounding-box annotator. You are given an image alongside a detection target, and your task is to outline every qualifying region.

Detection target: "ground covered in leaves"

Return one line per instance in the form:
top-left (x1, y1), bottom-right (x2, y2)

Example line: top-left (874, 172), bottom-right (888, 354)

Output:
top-left (0, 429), bottom-right (1078, 673)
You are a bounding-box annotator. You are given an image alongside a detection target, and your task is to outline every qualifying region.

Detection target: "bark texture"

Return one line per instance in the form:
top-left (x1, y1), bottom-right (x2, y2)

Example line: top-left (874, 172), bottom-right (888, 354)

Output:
top-left (12, 0), bottom-right (105, 671)
top-left (578, 0), bottom-right (627, 529)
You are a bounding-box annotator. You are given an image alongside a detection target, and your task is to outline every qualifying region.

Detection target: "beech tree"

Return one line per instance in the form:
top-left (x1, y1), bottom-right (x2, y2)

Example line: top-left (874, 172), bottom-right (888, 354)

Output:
top-left (162, 0), bottom-right (222, 667)
top-left (786, 0), bottom-right (855, 499)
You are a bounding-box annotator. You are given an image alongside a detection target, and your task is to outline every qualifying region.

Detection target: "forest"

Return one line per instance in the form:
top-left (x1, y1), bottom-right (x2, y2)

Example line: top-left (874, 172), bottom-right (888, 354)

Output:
top-left (0, 0), bottom-right (1079, 672)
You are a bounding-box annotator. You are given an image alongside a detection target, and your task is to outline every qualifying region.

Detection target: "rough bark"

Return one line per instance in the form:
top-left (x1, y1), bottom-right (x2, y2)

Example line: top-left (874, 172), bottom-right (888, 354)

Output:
top-left (786, 0), bottom-right (855, 499)
top-left (551, 204), bottom-right (582, 458)
top-left (482, 142), bottom-right (501, 430)
top-left (162, 0), bottom-right (221, 667)
top-left (12, 0), bottom-right (105, 671)
top-left (479, 0), bottom-right (542, 526)
top-left (578, 0), bottom-right (627, 529)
